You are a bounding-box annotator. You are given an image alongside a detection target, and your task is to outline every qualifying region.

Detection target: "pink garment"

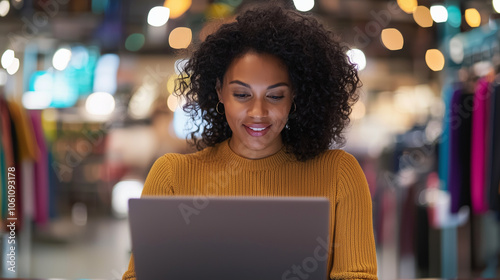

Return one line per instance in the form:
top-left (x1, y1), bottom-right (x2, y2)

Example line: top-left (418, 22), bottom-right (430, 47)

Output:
top-left (29, 110), bottom-right (49, 226)
top-left (470, 79), bottom-right (491, 214)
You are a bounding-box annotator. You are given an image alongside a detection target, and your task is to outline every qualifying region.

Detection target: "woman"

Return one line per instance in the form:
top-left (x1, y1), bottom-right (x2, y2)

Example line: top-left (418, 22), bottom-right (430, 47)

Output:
top-left (123, 5), bottom-right (377, 280)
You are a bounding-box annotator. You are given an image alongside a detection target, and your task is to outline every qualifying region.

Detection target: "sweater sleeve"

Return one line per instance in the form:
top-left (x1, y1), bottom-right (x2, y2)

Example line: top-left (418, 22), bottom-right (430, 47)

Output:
top-left (122, 155), bottom-right (174, 280)
top-left (329, 152), bottom-right (378, 280)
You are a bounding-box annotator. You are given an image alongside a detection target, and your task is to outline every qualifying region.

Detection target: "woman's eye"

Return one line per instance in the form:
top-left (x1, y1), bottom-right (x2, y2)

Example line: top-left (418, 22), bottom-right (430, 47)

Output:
top-left (268, 96), bottom-right (285, 100)
top-left (233, 93), bottom-right (250, 98)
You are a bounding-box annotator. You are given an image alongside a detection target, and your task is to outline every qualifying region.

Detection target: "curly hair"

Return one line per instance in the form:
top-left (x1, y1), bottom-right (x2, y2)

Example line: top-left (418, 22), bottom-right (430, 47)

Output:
top-left (176, 5), bottom-right (360, 161)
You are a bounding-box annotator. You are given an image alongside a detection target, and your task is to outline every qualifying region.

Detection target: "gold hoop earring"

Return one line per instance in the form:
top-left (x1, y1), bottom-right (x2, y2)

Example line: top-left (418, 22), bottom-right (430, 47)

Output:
top-left (216, 101), bottom-right (224, 115)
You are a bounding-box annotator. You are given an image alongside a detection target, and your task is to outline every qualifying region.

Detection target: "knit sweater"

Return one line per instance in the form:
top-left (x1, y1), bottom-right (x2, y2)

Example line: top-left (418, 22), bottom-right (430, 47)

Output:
top-left (122, 139), bottom-right (378, 280)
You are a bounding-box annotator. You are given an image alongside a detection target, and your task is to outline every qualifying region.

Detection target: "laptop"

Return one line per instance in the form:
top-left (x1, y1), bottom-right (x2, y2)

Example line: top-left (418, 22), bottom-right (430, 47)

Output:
top-left (128, 196), bottom-right (330, 280)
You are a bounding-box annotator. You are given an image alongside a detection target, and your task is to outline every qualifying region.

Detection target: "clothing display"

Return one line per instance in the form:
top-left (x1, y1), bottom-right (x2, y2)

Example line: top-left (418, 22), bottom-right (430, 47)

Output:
top-left (0, 98), bottom-right (46, 231)
top-left (122, 139), bottom-right (378, 280)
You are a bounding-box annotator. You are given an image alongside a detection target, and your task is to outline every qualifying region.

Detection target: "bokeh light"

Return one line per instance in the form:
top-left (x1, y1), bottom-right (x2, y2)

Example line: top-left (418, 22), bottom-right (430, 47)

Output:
top-left (52, 48), bottom-right (72, 71)
top-left (6, 58), bottom-right (19, 75)
top-left (125, 33), bottom-right (146, 52)
top-left (351, 101), bottom-right (366, 120)
top-left (93, 54), bottom-right (120, 94)
top-left (163, 0), bottom-right (191, 19)
top-left (0, 69), bottom-right (7, 85)
top-left (430, 5), bottom-right (448, 23)
top-left (69, 46), bottom-right (89, 69)
top-left (167, 94), bottom-right (179, 112)
top-left (85, 92), bottom-right (116, 116)
top-left (465, 8), bottom-right (481, 27)
top-left (449, 35), bottom-right (464, 64)
top-left (111, 180), bottom-right (143, 218)
top-left (425, 49), bottom-right (445, 71)
top-left (167, 75), bottom-right (177, 94)
top-left (206, 3), bottom-right (233, 19)
top-left (147, 6), bottom-right (170, 27)
top-left (381, 28), bottom-right (404, 51)
top-left (413, 6), bottom-right (433, 28)
top-left (346, 49), bottom-right (367, 71)
top-left (1, 49), bottom-right (15, 69)
top-left (169, 27), bottom-right (192, 49)
top-left (22, 91), bottom-right (52, 110)
top-left (293, 0), bottom-right (314, 12)
top-left (0, 0), bottom-right (10, 17)
top-left (397, 0), bottom-right (418, 14)
top-left (33, 72), bottom-right (54, 92)
top-left (494, 0), bottom-right (500, 13)
top-left (128, 84), bottom-right (157, 119)
top-left (447, 6), bottom-right (462, 28)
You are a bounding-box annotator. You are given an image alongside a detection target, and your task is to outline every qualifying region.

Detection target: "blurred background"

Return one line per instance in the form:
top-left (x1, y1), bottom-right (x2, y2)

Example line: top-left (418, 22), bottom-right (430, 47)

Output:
top-left (0, 0), bottom-right (499, 279)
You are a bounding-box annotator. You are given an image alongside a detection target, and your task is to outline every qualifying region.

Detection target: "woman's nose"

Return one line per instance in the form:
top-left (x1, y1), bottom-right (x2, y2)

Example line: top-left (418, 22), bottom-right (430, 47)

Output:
top-left (248, 98), bottom-right (267, 118)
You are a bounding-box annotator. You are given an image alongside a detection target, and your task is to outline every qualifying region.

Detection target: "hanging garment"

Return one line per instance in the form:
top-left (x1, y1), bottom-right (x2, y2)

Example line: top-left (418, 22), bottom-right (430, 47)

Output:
top-left (449, 89), bottom-right (473, 213)
top-left (486, 84), bottom-right (500, 213)
top-left (29, 110), bottom-right (49, 226)
top-left (0, 98), bottom-right (15, 220)
top-left (448, 87), bottom-right (463, 213)
top-left (439, 84), bottom-right (455, 191)
top-left (6, 101), bottom-right (39, 231)
top-left (471, 79), bottom-right (491, 214)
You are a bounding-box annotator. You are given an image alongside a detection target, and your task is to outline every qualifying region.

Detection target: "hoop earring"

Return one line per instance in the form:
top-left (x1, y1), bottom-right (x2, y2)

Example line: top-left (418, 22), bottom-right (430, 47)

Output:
top-left (216, 101), bottom-right (224, 115)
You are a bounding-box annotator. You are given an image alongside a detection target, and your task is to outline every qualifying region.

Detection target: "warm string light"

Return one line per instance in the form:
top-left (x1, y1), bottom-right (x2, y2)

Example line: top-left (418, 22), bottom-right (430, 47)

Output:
top-left (397, 0), bottom-right (418, 14)
top-left (465, 8), bottom-right (481, 27)
top-left (169, 27), bottom-right (192, 49)
top-left (413, 6), bottom-right (433, 27)
top-left (425, 49), bottom-right (445, 71)
top-left (163, 0), bottom-right (191, 19)
top-left (381, 28), bottom-right (404, 51)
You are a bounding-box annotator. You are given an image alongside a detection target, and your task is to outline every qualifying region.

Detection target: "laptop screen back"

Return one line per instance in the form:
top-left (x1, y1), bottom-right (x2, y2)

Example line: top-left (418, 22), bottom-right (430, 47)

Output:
top-left (128, 196), bottom-right (330, 280)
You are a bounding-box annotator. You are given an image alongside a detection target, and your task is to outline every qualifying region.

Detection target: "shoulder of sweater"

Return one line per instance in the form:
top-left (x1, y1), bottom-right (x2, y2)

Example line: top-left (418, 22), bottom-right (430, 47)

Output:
top-left (154, 145), bottom-right (218, 166)
top-left (311, 148), bottom-right (346, 165)
top-left (312, 149), bottom-right (362, 174)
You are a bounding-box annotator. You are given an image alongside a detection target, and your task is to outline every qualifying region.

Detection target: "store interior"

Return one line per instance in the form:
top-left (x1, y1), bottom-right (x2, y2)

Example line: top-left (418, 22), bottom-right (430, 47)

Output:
top-left (0, 0), bottom-right (499, 278)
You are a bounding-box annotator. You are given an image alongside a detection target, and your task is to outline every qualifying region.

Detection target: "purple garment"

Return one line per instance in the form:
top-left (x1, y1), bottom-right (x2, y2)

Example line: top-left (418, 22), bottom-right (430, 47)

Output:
top-left (29, 110), bottom-right (49, 226)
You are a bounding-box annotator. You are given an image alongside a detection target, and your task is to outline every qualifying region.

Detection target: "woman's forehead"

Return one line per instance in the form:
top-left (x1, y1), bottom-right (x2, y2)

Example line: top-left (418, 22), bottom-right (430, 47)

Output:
top-left (223, 52), bottom-right (290, 85)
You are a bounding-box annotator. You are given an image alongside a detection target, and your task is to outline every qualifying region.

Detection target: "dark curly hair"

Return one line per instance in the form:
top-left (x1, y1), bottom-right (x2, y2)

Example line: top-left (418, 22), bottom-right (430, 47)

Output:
top-left (175, 5), bottom-right (360, 161)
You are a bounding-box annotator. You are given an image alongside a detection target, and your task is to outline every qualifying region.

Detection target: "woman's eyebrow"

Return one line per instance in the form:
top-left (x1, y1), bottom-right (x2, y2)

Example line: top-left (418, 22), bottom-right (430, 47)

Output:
top-left (228, 80), bottom-right (290, 89)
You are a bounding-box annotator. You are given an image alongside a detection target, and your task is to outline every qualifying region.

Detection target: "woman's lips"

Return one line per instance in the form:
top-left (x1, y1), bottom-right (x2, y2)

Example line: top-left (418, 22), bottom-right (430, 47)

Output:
top-left (243, 124), bottom-right (271, 137)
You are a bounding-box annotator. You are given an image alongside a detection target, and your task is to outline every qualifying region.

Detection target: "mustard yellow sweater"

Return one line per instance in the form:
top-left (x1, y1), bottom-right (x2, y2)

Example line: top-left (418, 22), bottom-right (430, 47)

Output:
top-left (122, 139), bottom-right (377, 280)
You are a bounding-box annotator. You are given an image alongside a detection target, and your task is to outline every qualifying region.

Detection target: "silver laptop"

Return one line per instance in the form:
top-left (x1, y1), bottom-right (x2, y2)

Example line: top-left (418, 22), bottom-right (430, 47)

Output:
top-left (128, 196), bottom-right (330, 280)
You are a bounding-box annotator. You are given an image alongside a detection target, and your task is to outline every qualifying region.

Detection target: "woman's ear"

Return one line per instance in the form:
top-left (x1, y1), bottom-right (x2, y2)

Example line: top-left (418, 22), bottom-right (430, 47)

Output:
top-left (215, 79), bottom-right (223, 102)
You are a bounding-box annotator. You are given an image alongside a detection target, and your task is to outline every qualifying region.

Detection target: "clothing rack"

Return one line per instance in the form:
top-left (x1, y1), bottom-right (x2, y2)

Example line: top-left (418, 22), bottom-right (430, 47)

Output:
top-left (439, 24), bottom-right (500, 279)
